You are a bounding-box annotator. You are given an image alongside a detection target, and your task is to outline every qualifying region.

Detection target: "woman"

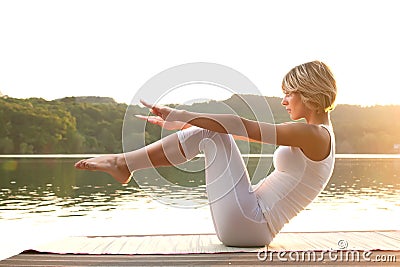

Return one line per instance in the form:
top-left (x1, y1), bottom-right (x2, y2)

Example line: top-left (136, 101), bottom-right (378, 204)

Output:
top-left (75, 60), bottom-right (337, 247)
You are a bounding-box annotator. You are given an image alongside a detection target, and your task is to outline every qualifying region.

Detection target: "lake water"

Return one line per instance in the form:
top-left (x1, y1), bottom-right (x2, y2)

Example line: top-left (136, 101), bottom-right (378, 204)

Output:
top-left (0, 155), bottom-right (399, 258)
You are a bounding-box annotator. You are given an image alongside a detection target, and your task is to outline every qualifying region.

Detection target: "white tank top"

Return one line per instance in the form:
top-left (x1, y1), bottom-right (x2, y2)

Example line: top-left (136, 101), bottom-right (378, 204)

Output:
top-left (254, 124), bottom-right (335, 237)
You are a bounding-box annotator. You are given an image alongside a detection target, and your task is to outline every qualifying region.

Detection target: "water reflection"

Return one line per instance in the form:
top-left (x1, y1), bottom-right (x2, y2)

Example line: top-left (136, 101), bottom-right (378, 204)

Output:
top-left (324, 158), bottom-right (400, 203)
top-left (0, 157), bottom-right (399, 221)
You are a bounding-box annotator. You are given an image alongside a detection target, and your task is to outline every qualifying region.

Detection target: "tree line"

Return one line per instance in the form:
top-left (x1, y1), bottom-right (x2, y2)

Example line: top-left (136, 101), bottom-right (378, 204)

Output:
top-left (1, 95), bottom-right (399, 154)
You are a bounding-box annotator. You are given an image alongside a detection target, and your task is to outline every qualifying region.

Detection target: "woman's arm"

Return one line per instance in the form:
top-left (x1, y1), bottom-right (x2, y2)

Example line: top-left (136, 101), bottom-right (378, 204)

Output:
top-left (140, 100), bottom-right (329, 155)
top-left (179, 110), bottom-right (277, 144)
top-left (181, 111), bottom-right (330, 160)
top-left (140, 99), bottom-right (276, 144)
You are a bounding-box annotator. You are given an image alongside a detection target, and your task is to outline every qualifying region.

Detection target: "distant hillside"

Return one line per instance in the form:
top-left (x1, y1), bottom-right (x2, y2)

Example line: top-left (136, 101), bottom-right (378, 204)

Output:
top-left (0, 95), bottom-right (400, 154)
top-left (56, 96), bottom-right (117, 104)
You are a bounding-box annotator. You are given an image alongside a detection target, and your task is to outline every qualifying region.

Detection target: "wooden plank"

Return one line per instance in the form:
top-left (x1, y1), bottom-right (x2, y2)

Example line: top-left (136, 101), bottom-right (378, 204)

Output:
top-left (31, 231), bottom-right (400, 255)
top-left (2, 251), bottom-right (399, 266)
top-left (1, 231), bottom-right (398, 266)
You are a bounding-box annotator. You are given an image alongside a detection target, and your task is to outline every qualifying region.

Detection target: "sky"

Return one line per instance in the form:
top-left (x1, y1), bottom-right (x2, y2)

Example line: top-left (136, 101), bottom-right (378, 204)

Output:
top-left (0, 0), bottom-right (399, 106)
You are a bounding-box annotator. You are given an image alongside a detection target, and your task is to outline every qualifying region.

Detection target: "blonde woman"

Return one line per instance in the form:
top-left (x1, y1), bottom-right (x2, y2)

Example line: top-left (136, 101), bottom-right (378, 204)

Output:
top-left (75, 61), bottom-right (337, 247)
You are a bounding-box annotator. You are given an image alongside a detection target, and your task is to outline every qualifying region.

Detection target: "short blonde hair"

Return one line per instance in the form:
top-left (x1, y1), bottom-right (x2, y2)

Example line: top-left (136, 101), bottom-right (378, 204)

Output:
top-left (282, 60), bottom-right (337, 112)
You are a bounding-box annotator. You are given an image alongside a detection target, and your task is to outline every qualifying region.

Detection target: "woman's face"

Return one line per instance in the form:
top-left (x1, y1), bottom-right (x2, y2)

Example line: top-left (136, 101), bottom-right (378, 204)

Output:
top-left (281, 91), bottom-right (308, 120)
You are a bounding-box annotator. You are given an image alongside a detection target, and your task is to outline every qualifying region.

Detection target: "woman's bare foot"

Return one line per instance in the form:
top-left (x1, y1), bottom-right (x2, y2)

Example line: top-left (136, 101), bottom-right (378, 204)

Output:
top-left (74, 154), bottom-right (132, 184)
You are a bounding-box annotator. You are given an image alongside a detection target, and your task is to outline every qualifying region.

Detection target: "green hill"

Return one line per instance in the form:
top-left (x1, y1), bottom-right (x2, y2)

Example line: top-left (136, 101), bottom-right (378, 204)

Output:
top-left (0, 95), bottom-right (399, 154)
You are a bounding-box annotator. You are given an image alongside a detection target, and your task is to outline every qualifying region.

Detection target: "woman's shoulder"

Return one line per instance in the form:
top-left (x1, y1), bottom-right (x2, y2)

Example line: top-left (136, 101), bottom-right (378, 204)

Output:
top-left (276, 122), bottom-right (332, 153)
top-left (279, 121), bottom-right (327, 132)
top-left (280, 121), bottom-right (332, 131)
top-left (285, 123), bottom-right (333, 161)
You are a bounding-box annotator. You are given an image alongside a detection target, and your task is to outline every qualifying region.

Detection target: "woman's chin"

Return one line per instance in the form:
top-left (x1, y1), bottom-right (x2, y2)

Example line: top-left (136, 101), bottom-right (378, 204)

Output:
top-left (289, 114), bottom-right (300, 121)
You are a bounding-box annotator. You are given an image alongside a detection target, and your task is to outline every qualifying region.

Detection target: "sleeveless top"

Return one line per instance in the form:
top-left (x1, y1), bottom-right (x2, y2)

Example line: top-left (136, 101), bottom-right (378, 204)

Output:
top-left (254, 124), bottom-right (335, 238)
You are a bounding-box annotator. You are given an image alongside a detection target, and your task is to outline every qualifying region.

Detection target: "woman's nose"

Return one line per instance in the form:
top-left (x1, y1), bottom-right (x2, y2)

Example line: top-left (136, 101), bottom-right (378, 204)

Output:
top-left (281, 96), bottom-right (288, 106)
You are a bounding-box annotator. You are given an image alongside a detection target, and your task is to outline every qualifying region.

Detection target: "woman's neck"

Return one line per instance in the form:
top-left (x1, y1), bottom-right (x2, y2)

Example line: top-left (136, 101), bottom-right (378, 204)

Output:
top-left (305, 111), bottom-right (330, 125)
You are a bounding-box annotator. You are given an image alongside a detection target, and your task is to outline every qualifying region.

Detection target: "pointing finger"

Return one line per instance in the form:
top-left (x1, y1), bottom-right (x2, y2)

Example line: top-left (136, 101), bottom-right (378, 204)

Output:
top-left (134, 115), bottom-right (148, 120)
top-left (140, 99), bottom-right (154, 109)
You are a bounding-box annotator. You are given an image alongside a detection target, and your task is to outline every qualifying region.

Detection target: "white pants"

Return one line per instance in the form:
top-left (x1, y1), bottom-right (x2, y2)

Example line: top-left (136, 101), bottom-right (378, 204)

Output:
top-left (177, 127), bottom-right (273, 247)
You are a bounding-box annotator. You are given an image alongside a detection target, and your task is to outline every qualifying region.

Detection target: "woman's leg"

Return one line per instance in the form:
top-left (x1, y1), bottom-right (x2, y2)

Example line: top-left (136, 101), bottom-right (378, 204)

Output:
top-left (76, 126), bottom-right (272, 246)
top-left (177, 127), bottom-right (272, 247)
top-left (74, 133), bottom-right (188, 184)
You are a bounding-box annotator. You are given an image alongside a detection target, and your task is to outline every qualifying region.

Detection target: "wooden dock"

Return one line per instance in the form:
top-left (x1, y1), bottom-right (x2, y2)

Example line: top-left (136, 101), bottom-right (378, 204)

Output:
top-left (1, 230), bottom-right (399, 266)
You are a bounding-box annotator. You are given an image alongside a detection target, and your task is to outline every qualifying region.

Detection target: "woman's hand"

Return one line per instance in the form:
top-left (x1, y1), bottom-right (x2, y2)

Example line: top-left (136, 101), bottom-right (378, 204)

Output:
top-left (138, 99), bottom-right (190, 130)
top-left (135, 115), bottom-right (190, 131)
top-left (140, 99), bottom-right (175, 121)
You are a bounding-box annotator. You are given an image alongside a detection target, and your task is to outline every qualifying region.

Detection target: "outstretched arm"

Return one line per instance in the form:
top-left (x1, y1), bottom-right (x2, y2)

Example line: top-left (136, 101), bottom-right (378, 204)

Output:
top-left (174, 109), bottom-right (330, 159)
top-left (140, 100), bottom-right (331, 160)
top-left (140, 99), bottom-right (276, 144)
